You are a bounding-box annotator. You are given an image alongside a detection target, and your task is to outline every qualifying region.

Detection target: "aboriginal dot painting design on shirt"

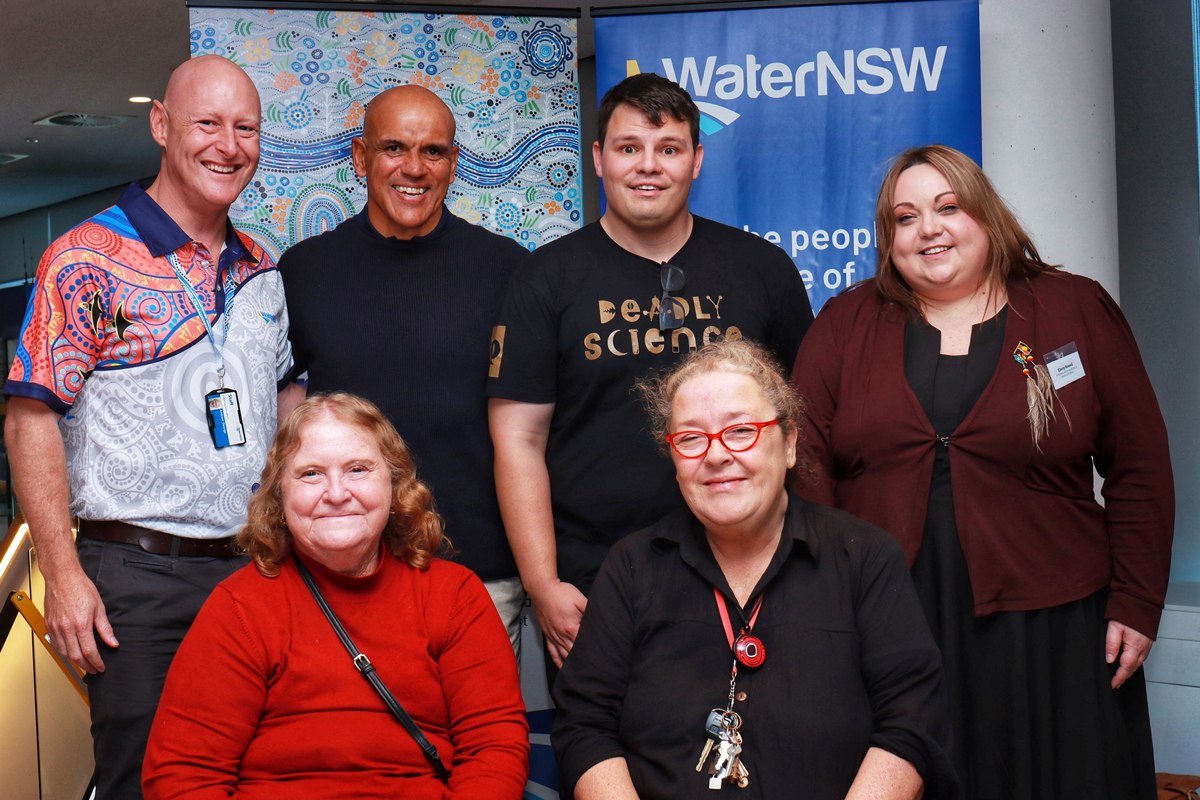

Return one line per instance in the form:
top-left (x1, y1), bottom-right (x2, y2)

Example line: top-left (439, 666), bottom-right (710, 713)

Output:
top-left (6, 195), bottom-right (292, 537)
top-left (188, 8), bottom-right (583, 259)
top-left (8, 204), bottom-right (271, 412)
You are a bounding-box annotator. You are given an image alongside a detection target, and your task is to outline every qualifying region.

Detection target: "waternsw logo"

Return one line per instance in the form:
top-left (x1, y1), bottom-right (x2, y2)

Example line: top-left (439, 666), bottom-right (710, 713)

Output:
top-left (626, 46), bottom-right (948, 137)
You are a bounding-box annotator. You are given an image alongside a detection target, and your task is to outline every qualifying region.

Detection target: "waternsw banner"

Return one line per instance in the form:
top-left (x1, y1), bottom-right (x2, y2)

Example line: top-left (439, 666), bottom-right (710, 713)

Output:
top-left (188, 6), bottom-right (583, 260)
top-left (595, 0), bottom-right (981, 311)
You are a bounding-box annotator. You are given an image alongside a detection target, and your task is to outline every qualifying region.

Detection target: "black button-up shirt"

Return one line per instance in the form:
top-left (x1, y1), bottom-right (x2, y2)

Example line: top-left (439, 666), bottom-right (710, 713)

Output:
top-left (552, 493), bottom-right (958, 799)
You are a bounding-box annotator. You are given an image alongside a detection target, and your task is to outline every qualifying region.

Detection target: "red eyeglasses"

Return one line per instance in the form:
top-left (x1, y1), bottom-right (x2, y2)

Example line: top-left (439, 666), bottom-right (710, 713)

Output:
top-left (665, 420), bottom-right (779, 459)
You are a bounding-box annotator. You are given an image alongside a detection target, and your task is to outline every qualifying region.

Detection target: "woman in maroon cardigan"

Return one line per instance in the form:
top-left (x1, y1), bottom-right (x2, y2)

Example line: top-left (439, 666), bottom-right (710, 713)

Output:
top-left (793, 145), bottom-right (1172, 799)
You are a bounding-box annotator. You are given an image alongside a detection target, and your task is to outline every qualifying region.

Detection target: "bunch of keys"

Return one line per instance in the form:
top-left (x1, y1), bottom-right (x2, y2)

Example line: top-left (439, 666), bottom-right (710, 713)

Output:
top-left (695, 709), bottom-right (750, 789)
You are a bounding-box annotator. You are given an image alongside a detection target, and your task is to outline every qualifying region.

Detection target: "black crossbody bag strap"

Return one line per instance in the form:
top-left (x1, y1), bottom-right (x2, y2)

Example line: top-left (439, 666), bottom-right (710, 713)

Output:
top-left (293, 555), bottom-right (451, 784)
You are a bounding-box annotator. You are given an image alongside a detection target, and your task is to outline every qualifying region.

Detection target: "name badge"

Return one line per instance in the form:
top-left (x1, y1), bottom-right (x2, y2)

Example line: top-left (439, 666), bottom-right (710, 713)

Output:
top-left (1042, 342), bottom-right (1085, 391)
top-left (206, 388), bottom-right (247, 448)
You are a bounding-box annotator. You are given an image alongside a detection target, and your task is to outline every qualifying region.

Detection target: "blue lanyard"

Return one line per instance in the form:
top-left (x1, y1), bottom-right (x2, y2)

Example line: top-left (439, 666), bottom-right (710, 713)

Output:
top-left (167, 250), bottom-right (237, 387)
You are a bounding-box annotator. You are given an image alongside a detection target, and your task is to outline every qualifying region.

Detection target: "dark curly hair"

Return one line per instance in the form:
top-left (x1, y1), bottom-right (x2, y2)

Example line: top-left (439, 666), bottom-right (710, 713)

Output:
top-left (238, 393), bottom-right (446, 577)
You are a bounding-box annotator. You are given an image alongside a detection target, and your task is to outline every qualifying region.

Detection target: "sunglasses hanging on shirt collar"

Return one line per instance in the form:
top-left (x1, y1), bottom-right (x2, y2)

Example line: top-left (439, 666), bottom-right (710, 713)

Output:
top-left (659, 261), bottom-right (686, 331)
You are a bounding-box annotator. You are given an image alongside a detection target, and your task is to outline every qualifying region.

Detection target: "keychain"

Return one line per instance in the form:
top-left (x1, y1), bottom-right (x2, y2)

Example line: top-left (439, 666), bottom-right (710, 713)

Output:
top-left (697, 588), bottom-right (766, 789)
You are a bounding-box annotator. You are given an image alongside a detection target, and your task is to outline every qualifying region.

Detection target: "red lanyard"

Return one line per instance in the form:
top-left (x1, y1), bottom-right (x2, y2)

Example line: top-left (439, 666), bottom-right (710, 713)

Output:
top-left (714, 587), bottom-right (766, 670)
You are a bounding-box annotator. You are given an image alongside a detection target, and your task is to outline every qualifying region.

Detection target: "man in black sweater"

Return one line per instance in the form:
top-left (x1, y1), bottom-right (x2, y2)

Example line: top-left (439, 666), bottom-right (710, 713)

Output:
top-left (278, 86), bottom-right (528, 656)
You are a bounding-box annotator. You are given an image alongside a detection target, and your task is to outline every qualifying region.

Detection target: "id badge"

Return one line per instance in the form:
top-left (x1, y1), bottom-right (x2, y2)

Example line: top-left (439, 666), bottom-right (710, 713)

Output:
top-left (1042, 341), bottom-right (1086, 390)
top-left (206, 388), bottom-right (247, 448)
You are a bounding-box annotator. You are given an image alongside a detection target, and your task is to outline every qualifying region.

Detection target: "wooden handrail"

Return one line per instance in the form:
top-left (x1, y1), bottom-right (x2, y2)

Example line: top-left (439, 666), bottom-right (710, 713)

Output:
top-left (9, 590), bottom-right (89, 707)
top-left (1, 512), bottom-right (91, 706)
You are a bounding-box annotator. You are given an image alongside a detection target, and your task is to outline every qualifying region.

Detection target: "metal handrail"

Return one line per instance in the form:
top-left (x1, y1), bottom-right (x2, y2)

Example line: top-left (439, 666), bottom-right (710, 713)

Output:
top-left (0, 512), bottom-right (29, 646)
top-left (0, 510), bottom-right (28, 587)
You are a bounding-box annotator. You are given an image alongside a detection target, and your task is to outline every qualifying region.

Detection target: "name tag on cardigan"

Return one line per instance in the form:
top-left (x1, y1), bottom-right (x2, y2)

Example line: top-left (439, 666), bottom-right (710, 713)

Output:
top-left (1043, 342), bottom-right (1085, 390)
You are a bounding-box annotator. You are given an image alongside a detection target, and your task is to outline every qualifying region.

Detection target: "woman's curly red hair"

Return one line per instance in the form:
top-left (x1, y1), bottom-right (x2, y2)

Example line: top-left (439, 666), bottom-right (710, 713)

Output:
top-left (238, 393), bottom-right (446, 577)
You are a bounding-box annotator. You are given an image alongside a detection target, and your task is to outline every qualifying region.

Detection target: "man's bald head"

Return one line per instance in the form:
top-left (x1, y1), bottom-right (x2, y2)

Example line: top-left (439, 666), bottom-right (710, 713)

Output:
top-left (363, 85), bottom-right (455, 142)
top-left (147, 55), bottom-right (262, 227)
top-left (351, 85), bottom-right (459, 240)
top-left (163, 55), bottom-right (261, 117)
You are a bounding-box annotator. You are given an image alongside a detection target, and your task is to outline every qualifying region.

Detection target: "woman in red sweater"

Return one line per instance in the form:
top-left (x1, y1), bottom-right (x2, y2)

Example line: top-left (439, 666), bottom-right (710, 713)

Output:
top-left (793, 145), bottom-right (1173, 799)
top-left (143, 393), bottom-right (529, 799)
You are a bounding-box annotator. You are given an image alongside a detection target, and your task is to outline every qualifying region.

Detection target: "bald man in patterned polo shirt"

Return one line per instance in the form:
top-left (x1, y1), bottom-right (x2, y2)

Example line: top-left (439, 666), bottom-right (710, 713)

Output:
top-left (5, 56), bottom-right (298, 800)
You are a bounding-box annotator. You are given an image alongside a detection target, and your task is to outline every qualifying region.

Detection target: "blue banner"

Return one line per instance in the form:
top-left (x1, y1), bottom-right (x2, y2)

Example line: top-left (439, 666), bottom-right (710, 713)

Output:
top-left (595, 0), bottom-right (981, 311)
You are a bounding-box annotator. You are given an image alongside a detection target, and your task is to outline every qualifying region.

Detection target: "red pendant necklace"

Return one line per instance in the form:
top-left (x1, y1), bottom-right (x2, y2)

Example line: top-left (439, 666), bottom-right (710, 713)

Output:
top-left (714, 587), bottom-right (766, 669)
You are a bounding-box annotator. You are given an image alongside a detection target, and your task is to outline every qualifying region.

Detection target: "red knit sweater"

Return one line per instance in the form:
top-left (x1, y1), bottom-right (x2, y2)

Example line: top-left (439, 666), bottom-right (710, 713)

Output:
top-left (143, 549), bottom-right (529, 799)
top-left (792, 272), bottom-right (1174, 638)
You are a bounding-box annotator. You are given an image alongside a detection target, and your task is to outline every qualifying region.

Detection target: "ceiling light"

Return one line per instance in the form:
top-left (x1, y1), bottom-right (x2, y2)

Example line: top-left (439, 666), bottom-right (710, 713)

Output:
top-left (129, 96), bottom-right (152, 104)
top-left (33, 112), bottom-right (134, 129)
top-left (25, 137), bottom-right (38, 143)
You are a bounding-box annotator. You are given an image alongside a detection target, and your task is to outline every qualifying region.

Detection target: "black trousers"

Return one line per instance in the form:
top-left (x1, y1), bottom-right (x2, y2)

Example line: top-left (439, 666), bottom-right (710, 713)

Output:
top-left (76, 536), bottom-right (245, 800)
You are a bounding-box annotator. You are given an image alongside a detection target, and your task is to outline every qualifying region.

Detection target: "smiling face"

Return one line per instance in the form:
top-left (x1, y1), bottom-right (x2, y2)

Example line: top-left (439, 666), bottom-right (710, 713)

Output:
top-left (352, 86), bottom-right (458, 240)
top-left (669, 370), bottom-right (796, 538)
top-left (150, 56), bottom-right (261, 220)
top-left (593, 103), bottom-right (702, 236)
top-left (889, 163), bottom-right (992, 302)
top-left (281, 413), bottom-right (393, 577)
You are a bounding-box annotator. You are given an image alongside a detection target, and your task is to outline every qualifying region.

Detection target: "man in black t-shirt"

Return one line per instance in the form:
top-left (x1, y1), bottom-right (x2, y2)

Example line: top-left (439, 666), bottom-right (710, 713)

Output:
top-left (279, 86), bottom-right (528, 657)
top-left (486, 73), bottom-right (813, 668)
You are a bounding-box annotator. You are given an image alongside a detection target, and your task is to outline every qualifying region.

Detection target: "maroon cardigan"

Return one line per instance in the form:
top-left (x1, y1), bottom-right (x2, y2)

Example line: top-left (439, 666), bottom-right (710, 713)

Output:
top-left (792, 271), bottom-right (1174, 638)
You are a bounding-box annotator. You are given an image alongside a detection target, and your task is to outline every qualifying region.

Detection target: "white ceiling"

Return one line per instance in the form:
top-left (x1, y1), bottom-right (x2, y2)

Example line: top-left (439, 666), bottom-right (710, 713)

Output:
top-left (0, 0), bottom-right (699, 220)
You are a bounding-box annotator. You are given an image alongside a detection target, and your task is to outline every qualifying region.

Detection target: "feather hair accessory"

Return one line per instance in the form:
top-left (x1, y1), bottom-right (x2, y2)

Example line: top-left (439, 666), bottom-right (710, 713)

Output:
top-left (1013, 342), bottom-right (1071, 449)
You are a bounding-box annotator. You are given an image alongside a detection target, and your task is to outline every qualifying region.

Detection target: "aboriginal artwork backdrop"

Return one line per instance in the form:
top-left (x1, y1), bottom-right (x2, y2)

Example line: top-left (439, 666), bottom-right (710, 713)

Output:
top-left (188, 7), bottom-right (583, 260)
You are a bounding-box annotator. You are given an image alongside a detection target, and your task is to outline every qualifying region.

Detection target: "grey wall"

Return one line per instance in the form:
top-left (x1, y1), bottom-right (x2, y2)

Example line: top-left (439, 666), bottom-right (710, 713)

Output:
top-left (979, 0), bottom-right (1121, 294)
top-left (1111, 0), bottom-right (1200, 583)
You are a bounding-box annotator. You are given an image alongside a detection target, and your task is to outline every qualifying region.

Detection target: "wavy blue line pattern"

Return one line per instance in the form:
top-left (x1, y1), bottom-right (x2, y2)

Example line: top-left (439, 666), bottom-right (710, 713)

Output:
top-left (259, 124), bottom-right (579, 190)
top-left (457, 124), bottom-right (578, 188)
top-left (259, 132), bottom-right (355, 172)
top-left (190, 9), bottom-right (584, 253)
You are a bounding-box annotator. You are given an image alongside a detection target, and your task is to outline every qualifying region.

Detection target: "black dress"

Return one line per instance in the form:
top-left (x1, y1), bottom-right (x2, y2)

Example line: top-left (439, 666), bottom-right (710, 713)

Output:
top-left (904, 308), bottom-right (1156, 800)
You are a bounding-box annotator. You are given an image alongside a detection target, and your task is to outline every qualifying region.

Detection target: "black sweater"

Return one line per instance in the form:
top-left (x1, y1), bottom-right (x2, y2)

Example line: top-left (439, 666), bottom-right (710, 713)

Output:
top-left (280, 208), bottom-right (527, 580)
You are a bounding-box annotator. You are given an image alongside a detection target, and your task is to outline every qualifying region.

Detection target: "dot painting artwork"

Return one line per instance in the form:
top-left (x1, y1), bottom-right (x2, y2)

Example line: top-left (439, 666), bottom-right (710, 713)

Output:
top-left (189, 8), bottom-right (584, 259)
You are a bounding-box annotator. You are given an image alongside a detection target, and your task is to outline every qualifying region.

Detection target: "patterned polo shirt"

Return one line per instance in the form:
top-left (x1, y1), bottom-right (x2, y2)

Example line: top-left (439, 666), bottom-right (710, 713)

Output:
top-left (5, 184), bottom-right (293, 539)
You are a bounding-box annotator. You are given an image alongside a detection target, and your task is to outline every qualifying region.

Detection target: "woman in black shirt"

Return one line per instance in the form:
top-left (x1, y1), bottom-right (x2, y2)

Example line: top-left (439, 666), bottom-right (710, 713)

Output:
top-left (552, 339), bottom-right (957, 799)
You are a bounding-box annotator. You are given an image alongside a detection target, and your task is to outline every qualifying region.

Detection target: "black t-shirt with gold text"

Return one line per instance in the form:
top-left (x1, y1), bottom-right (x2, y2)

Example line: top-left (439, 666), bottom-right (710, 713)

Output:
top-left (485, 217), bottom-right (813, 593)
